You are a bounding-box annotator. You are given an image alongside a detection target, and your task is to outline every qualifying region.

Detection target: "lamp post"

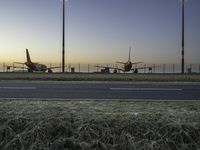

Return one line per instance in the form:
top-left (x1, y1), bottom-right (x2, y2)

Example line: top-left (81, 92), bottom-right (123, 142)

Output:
top-left (181, 0), bottom-right (186, 74)
top-left (62, 0), bottom-right (65, 73)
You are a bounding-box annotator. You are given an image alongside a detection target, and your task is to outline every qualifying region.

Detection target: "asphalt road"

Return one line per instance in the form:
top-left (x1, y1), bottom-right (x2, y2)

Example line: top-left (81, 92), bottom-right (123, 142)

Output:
top-left (0, 82), bottom-right (200, 100)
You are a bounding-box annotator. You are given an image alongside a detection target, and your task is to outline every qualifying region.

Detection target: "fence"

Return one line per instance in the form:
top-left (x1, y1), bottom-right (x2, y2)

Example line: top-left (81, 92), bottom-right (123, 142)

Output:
top-left (0, 63), bottom-right (200, 73)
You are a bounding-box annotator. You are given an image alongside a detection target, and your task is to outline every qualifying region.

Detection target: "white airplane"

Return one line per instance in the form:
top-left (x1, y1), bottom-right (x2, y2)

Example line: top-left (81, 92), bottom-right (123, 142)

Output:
top-left (96, 47), bottom-right (154, 73)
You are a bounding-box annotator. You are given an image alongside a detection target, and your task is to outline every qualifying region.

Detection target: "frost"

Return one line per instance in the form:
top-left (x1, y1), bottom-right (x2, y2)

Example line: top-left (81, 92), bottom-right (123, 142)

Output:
top-left (0, 100), bottom-right (200, 149)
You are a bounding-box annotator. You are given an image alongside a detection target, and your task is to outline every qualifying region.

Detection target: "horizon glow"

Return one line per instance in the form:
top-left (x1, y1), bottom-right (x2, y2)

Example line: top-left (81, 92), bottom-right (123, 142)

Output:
top-left (0, 0), bottom-right (200, 64)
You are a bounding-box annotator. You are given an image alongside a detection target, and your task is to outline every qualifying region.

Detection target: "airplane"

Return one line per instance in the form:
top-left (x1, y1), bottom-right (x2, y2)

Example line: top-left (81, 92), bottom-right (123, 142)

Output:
top-left (95, 47), bottom-right (153, 73)
top-left (12, 49), bottom-right (60, 73)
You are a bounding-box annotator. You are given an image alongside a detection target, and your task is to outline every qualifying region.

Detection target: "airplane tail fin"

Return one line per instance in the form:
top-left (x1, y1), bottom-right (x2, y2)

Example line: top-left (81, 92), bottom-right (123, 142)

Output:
top-left (26, 49), bottom-right (32, 63)
top-left (128, 47), bottom-right (131, 62)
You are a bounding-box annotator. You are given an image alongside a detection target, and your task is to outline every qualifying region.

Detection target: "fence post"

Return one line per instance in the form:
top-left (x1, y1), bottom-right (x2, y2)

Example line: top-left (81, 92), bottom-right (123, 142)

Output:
top-left (3, 63), bottom-right (5, 72)
top-left (69, 64), bottom-right (71, 72)
top-left (13, 63), bottom-right (14, 72)
top-left (96, 65), bottom-right (98, 72)
top-left (23, 64), bottom-right (25, 72)
top-left (88, 64), bottom-right (90, 73)
top-left (163, 64), bottom-right (165, 73)
top-left (78, 63), bottom-right (80, 72)
top-left (153, 64), bottom-right (155, 73)
top-left (173, 64), bottom-right (175, 73)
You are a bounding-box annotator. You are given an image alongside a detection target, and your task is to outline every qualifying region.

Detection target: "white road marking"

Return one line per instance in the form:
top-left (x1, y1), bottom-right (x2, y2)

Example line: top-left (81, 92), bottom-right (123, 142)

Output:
top-left (110, 88), bottom-right (183, 91)
top-left (0, 87), bottom-right (37, 90)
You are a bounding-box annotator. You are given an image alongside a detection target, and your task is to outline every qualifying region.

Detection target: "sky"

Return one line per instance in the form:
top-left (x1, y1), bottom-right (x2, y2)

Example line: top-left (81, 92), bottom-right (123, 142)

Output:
top-left (0, 0), bottom-right (200, 64)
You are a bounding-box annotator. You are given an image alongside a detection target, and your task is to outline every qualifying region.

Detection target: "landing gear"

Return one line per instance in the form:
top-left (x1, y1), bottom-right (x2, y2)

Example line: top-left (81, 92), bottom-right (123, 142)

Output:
top-left (148, 67), bottom-right (152, 73)
top-left (48, 69), bottom-right (53, 73)
top-left (133, 69), bottom-right (138, 74)
top-left (28, 69), bottom-right (33, 73)
top-left (113, 69), bottom-right (117, 74)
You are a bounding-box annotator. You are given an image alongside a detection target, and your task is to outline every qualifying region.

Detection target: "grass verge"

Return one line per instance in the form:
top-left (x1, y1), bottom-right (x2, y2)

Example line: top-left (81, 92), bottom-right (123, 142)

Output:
top-left (0, 72), bottom-right (200, 81)
top-left (0, 100), bottom-right (200, 149)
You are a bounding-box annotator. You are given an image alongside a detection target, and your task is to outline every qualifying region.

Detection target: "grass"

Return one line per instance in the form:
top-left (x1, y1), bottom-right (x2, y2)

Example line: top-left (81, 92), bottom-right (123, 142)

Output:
top-left (0, 100), bottom-right (200, 149)
top-left (0, 72), bottom-right (200, 81)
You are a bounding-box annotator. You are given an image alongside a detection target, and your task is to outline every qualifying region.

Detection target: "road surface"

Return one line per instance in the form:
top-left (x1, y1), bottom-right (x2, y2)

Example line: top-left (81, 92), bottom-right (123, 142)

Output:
top-left (0, 81), bottom-right (200, 100)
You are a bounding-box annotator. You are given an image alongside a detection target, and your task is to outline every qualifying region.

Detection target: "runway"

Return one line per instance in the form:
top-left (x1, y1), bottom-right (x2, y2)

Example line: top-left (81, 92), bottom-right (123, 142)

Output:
top-left (0, 81), bottom-right (200, 100)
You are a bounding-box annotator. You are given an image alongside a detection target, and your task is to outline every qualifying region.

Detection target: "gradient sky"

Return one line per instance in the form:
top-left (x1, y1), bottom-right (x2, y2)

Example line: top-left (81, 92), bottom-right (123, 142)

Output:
top-left (0, 0), bottom-right (199, 64)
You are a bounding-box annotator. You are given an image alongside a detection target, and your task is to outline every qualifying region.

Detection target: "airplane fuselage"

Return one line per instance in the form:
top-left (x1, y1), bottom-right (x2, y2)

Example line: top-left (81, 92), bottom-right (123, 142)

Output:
top-left (25, 62), bottom-right (47, 72)
top-left (124, 61), bottom-right (132, 72)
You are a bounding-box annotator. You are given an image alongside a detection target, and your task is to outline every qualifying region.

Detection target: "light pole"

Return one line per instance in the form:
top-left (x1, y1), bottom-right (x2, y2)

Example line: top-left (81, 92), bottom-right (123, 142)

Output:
top-left (181, 0), bottom-right (186, 74)
top-left (62, 0), bottom-right (65, 73)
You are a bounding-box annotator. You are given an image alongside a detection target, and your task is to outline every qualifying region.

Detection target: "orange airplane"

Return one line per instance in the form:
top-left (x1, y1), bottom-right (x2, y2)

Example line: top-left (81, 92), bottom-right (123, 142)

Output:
top-left (14, 49), bottom-right (60, 73)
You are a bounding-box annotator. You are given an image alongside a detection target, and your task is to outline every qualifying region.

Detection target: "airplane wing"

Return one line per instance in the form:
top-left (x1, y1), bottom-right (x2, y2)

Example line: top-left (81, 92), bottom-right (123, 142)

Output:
top-left (4, 62), bottom-right (28, 71)
top-left (116, 62), bottom-right (126, 64)
top-left (117, 61), bottom-right (143, 65)
top-left (5, 65), bottom-right (28, 69)
top-left (132, 62), bottom-right (143, 65)
top-left (47, 66), bottom-right (61, 73)
top-left (14, 62), bottom-right (25, 64)
top-left (141, 65), bottom-right (159, 69)
top-left (131, 65), bottom-right (159, 71)
top-left (47, 66), bottom-right (61, 69)
top-left (131, 67), bottom-right (148, 70)
top-left (107, 67), bottom-right (123, 71)
top-left (14, 66), bottom-right (28, 69)
top-left (95, 65), bottom-right (124, 71)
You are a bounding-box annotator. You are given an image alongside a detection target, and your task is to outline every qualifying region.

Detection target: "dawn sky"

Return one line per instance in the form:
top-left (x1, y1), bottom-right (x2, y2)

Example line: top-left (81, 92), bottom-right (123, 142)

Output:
top-left (0, 0), bottom-right (199, 64)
